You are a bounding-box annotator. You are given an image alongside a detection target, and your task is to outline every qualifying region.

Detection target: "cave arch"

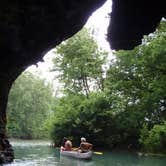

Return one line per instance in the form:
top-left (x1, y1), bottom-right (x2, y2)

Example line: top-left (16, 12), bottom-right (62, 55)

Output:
top-left (0, 0), bottom-right (165, 163)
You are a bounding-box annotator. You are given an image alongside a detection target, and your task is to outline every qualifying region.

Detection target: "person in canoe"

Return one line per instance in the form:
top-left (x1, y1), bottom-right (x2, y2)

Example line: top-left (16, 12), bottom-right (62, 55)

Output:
top-left (60, 137), bottom-right (72, 151)
top-left (78, 137), bottom-right (93, 153)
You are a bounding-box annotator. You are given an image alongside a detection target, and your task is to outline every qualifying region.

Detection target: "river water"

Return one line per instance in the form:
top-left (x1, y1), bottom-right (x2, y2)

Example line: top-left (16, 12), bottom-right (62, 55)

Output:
top-left (4, 140), bottom-right (166, 166)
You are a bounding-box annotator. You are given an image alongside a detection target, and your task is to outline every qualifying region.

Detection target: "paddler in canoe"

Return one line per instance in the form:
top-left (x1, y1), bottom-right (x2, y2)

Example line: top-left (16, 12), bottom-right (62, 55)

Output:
top-left (60, 137), bottom-right (93, 153)
top-left (78, 137), bottom-right (93, 153)
top-left (60, 137), bottom-right (73, 152)
top-left (60, 137), bottom-right (93, 160)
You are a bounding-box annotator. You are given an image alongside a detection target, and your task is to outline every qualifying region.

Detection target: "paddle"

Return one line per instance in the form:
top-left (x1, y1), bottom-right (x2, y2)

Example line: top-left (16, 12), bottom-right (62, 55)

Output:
top-left (72, 147), bottom-right (79, 151)
top-left (72, 148), bottom-right (103, 155)
top-left (93, 151), bottom-right (103, 155)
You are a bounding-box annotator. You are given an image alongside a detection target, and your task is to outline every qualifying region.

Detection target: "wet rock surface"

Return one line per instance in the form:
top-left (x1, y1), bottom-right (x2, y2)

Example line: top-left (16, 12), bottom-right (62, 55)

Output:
top-left (0, 138), bottom-right (14, 164)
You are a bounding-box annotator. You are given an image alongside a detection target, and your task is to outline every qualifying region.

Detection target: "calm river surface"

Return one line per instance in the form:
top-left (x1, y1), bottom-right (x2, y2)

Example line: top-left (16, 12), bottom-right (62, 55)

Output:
top-left (4, 140), bottom-right (166, 166)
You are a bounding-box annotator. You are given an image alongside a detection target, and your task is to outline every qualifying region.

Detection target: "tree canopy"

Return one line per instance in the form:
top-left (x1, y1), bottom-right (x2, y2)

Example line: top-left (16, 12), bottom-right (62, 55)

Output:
top-left (52, 28), bottom-right (107, 97)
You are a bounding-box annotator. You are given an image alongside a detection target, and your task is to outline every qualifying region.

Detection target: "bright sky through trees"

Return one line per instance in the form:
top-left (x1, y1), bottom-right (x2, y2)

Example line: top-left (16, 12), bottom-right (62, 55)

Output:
top-left (28, 0), bottom-right (112, 93)
top-left (85, 0), bottom-right (112, 51)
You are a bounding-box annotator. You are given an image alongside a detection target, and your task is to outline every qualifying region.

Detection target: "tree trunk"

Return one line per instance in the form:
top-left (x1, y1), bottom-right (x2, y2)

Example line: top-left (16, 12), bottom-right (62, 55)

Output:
top-left (0, 71), bottom-right (21, 164)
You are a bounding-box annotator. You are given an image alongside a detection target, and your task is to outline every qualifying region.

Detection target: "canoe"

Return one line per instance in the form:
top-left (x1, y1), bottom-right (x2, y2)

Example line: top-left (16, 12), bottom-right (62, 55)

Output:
top-left (60, 150), bottom-right (92, 160)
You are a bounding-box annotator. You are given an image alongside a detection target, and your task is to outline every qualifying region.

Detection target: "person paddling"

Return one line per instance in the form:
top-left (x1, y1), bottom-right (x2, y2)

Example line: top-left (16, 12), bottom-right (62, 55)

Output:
top-left (79, 137), bottom-right (93, 153)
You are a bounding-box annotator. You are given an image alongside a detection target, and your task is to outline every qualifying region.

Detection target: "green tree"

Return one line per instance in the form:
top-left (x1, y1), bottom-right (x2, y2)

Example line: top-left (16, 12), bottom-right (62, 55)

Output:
top-left (7, 71), bottom-right (54, 139)
top-left (105, 21), bottom-right (166, 126)
top-left (52, 28), bottom-right (107, 97)
top-left (104, 20), bottom-right (166, 150)
top-left (49, 92), bottom-right (113, 147)
top-left (139, 122), bottom-right (166, 153)
top-left (49, 92), bottom-right (143, 149)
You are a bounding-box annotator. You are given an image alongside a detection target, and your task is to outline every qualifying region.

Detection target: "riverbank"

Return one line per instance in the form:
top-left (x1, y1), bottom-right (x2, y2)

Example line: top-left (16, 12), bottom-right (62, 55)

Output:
top-left (137, 152), bottom-right (166, 157)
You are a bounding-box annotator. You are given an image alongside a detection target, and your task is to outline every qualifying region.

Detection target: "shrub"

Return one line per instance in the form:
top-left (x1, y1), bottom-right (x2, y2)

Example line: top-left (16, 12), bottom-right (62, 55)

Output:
top-left (139, 122), bottom-right (166, 153)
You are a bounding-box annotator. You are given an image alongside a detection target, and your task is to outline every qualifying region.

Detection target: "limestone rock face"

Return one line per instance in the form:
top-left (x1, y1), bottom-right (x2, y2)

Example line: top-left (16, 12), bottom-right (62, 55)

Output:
top-left (109, 0), bottom-right (165, 50)
top-left (0, 0), bottom-right (106, 73)
top-left (0, 138), bottom-right (14, 164)
top-left (0, 0), bottom-right (165, 72)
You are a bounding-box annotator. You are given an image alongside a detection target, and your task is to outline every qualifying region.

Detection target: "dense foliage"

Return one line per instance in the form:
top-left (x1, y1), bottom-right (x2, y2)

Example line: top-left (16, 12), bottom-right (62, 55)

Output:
top-left (7, 71), bottom-right (54, 139)
top-left (106, 21), bottom-right (166, 152)
top-left (50, 22), bottom-right (166, 153)
top-left (139, 122), bottom-right (166, 153)
top-left (49, 93), bottom-right (111, 147)
top-left (49, 93), bottom-right (144, 149)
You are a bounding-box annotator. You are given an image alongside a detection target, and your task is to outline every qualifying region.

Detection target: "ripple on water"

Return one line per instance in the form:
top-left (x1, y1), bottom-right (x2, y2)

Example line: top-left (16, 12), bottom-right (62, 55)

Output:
top-left (10, 139), bottom-right (51, 147)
